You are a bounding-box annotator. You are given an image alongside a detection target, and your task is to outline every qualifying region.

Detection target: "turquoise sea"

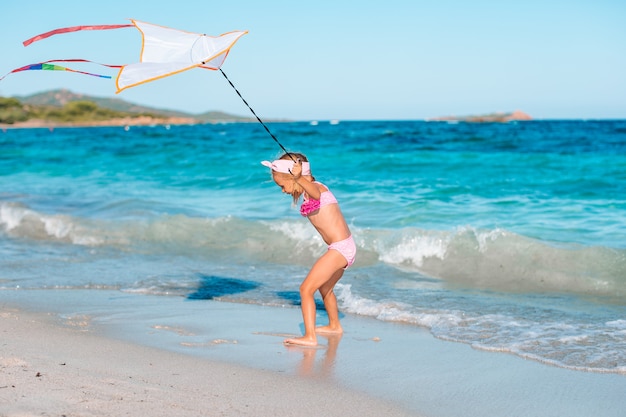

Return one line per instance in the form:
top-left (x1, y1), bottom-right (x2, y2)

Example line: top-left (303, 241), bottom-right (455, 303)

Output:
top-left (1, 119), bottom-right (625, 374)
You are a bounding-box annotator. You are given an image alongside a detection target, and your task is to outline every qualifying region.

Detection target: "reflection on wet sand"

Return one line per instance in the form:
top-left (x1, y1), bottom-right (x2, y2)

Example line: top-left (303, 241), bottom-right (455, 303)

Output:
top-left (286, 333), bottom-right (343, 378)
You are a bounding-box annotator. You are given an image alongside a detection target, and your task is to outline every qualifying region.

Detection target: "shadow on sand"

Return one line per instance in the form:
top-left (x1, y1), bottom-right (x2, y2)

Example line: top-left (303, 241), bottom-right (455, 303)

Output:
top-left (187, 275), bottom-right (261, 300)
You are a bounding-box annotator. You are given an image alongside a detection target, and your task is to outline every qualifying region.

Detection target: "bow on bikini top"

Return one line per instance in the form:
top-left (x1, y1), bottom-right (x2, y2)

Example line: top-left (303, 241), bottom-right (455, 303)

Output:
top-left (300, 182), bottom-right (338, 217)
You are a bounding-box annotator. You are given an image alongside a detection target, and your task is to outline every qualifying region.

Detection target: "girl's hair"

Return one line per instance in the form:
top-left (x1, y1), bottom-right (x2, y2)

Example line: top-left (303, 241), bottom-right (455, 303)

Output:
top-left (274, 152), bottom-right (315, 205)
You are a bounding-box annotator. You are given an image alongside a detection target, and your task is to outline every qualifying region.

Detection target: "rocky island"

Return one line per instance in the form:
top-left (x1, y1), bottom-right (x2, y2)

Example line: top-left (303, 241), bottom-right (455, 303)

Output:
top-left (429, 110), bottom-right (532, 123)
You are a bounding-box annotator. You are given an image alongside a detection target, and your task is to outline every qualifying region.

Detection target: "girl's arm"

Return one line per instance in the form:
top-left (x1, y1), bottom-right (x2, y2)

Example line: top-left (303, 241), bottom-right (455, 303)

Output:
top-left (291, 161), bottom-right (321, 200)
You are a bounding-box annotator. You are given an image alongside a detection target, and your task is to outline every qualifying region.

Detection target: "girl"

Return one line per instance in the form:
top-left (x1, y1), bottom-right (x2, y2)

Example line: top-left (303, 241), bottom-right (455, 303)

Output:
top-left (262, 153), bottom-right (356, 347)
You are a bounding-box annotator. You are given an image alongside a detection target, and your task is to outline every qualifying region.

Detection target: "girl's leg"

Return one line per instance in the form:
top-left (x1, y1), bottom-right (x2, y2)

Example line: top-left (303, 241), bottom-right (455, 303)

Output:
top-left (284, 250), bottom-right (346, 346)
top-left (316, 268), bottom-right (344, 334)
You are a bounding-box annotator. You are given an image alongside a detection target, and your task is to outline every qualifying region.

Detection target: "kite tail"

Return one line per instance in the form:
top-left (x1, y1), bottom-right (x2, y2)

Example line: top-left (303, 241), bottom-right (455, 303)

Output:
top-left (23, 24), bottom-right (134, 47)
top-left (219, 69), bottom-right (295, 162)
top-left (0, 59), bottom-right (123, 82)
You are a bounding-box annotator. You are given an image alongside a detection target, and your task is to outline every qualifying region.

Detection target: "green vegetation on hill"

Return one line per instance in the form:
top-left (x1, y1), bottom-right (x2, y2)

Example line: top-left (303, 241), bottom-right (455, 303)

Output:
top-left (17, 89), bottom-right (189, 117)
top-left (1, 89), bottom-right (254, 125)
top-left (0, 96), bottom-right (158, 124)
top-left (0, 97), bottom-right (29, 124)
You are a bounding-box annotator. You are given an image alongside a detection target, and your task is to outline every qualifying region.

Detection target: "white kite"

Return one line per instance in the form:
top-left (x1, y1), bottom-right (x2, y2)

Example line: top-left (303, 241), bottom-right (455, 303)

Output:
top-left (116, 20), bottom-right (247, 92)
top-left (2, 19), bottom-right (247, 93)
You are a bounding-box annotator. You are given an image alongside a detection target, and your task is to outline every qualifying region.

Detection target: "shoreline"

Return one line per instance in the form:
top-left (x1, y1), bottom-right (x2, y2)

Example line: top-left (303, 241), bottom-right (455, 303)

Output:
top-left (2, 118), bottom-right (624, 131)
top-left (0, 303), bottom-right (415, 417)
top-left (1, 289), bottom-right (625, 417)
top-left (0, 117), bottom-right (201, 130)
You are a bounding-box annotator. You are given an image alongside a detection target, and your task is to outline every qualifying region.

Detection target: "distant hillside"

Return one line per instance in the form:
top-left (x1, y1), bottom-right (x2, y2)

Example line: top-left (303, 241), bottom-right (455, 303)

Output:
top-left (195, 110), bottom-right (256, 123)
top-left (16, 89), bottom-right (253, 123)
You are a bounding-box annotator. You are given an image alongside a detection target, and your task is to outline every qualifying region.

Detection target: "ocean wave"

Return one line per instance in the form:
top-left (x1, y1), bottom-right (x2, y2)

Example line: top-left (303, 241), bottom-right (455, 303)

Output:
top-left (359, 226), bottom-right (626, 298)
top-left (0, 202), bottom-right (107, 246)
top-left (2, 201), bottom-right (625, 298)
top-left (0, 201), bottom-right (324, 266)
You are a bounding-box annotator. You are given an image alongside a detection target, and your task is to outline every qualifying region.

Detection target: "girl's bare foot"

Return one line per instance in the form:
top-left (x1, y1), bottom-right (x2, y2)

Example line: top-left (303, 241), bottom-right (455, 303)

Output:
top-left (284, 336), bottom-right (318, 347)
top-left (315, 325), bottom-right (343, 335)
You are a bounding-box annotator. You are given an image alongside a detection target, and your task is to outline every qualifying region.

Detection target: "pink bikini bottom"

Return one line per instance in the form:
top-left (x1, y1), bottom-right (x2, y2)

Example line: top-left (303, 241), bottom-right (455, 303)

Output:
top-left (328, 235), bottom-right (356, 269)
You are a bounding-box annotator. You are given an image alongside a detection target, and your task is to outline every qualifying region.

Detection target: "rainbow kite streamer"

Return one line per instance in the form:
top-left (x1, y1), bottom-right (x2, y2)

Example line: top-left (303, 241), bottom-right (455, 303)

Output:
top-left (0, 59), bottom-right (120, 82)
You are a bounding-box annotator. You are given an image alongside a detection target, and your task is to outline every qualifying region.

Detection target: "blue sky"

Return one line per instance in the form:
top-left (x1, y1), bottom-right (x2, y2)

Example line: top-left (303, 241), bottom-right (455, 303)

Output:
top-left (1, 1), bottom-right (624, 120)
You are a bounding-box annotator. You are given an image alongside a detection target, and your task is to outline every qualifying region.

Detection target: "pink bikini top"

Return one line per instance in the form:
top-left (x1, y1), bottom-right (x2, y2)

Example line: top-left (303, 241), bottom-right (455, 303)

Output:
top-left (300, 182), bottom-right (338, 217)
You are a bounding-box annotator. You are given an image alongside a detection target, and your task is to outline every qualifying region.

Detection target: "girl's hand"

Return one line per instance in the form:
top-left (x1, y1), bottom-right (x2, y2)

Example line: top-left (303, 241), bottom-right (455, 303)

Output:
top-left (291, 159), bottom-right (302, 179)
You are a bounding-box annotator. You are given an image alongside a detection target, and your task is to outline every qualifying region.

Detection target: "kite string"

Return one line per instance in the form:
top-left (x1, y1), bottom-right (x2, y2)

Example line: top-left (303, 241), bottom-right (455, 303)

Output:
top-left (219, 69), bottom-right (295, 162)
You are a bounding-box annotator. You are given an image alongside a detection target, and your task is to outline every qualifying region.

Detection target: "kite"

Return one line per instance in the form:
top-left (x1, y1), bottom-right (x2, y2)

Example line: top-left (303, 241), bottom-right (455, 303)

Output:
top-left (6, 20), bottom-right (248, 93)
top-left (2, 19), bottom-right (293, 157)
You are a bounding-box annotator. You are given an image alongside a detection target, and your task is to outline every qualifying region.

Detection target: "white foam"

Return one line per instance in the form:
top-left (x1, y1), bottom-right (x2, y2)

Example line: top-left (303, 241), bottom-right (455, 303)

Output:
top-left (334, 283), bottom-right (626, 374)
top-left (0, 202), bottom-right (28, 230)
top-left (374, 228), bottom-right (449, 267)
top-left (1, 202), bottom-right (104, 246)
top-left (336, 284), bottom-right (415, 322)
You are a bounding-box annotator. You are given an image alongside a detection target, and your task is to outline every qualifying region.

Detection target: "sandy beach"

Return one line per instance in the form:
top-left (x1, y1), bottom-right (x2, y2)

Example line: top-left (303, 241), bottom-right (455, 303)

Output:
top-left (0, 302), bottom-right (414, 417)
top-left (1, 289), bottom-right (625, 417)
